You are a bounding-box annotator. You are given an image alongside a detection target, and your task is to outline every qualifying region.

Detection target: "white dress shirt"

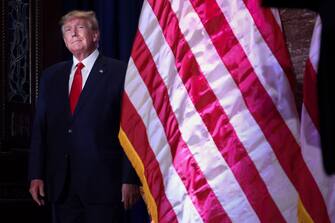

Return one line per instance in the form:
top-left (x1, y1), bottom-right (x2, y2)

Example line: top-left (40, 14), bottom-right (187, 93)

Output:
top-left (68, 49), bottom-right (99, 94)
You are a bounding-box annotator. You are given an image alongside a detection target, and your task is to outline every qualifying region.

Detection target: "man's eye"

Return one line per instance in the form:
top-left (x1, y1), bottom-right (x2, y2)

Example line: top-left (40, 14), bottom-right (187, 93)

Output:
top-left (78, 25), bottom-right (85, 29)
top-left (64, 28), bottom-right (71, 32)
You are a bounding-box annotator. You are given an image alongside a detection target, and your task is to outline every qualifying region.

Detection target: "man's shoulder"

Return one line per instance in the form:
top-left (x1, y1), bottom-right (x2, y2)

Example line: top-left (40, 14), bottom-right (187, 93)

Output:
top-left (43, 60), bottom-right (71, 74)
top-left (100, 56), bottom-right (127, 69)
top-left (40, 60), bottom-right (71, 81)
top-left (97, 56), bottom-right (127, 78)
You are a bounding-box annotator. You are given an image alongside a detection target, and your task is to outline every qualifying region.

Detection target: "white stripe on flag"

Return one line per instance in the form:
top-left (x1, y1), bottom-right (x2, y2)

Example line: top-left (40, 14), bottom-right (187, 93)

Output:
top-left (125, 58), bottom-right (204, 223)
top-left (301, 103), bottom-right (335, 221)
top-left (138, 1), bottom-right (260, 221)
top-left (271, 9), bottom-right (282, 29)
top-left (309, 17), bottom-right (321, 70)
top-left (300, 16), bottom-right (335, 221)
top-left (122, 0), bottom-right (333, 222)
top-left (169, 0), bottom-right (298, 221)
top-left (216, 0), bottom-right (300, 142)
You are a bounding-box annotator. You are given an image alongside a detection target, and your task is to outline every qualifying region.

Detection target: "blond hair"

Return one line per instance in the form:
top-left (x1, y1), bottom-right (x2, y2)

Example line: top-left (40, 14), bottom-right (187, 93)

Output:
top-left (60, 10), bottom-right (99, 32)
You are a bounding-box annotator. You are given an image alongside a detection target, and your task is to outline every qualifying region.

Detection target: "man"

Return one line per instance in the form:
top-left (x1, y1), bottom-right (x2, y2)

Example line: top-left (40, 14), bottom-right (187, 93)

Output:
top-left (28, 10), bottom-right (140, 223)
top-left (262, 0), bottom-right (335, 175)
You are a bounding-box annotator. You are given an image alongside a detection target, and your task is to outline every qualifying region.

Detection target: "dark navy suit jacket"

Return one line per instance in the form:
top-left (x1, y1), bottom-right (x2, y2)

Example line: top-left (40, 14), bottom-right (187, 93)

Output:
top-left (263, 0), bottom-right (335, 175)
top-left (28, 54), bottom-right (138, 203)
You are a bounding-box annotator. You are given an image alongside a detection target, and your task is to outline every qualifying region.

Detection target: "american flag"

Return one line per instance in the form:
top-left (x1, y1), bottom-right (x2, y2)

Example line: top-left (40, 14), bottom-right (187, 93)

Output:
top-left (300, 16), bottom-right (335, 222)
top-left (119, 0), bottom-right (333, 222)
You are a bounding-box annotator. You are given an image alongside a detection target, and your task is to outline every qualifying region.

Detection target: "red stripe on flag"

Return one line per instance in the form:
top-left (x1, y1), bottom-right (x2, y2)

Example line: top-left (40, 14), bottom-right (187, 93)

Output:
top-left (303, 59), bottom-right (319, 130)
top-left (189, 0), bottom-right (330, 222)
top-left (132, 31), bottom-right (232, 222)
top-left (121, 94), bottom-right (178, 223)
top-left (147, 0), bottom-right (286, 221)
top-left (243, 0), bottom-right (296, 90)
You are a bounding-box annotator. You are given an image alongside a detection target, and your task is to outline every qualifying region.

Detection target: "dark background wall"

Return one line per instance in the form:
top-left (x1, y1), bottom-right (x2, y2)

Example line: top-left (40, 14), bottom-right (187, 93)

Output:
top-left (280, 9), bottom-right (317, 110)
top-left (0, 1), bottom-right (316, 222)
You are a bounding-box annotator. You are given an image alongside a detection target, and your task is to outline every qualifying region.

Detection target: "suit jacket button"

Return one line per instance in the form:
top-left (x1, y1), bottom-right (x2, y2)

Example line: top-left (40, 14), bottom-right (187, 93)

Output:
top-left (68, 129), bottom-right (72, 133)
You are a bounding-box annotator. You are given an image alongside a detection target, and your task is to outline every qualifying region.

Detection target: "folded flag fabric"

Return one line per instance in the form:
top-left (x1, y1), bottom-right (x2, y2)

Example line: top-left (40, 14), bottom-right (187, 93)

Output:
top-left (119, 1), bottom-right (333, 222)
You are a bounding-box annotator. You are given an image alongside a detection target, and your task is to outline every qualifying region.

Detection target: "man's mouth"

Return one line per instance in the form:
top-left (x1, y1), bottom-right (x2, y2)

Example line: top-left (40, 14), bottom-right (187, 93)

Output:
top-left (71, 40), bottom-right (81, 44)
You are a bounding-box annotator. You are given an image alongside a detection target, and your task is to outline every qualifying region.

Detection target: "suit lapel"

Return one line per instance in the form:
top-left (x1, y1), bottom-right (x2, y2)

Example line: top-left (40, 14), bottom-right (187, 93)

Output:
top-left (73, 55), bottom-right (106, 116)
top-left (57, 61), bottom-right (72, 116)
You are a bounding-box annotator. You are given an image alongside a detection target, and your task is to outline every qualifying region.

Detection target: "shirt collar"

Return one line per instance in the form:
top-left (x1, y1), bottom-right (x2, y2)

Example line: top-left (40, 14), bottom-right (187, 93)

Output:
top-left (72, 49), bottom-right (99, 70)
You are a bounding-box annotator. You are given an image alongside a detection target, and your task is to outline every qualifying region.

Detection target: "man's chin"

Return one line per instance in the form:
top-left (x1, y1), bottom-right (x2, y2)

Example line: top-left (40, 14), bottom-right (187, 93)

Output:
top-left (70, 48), bottom-right (85, 54)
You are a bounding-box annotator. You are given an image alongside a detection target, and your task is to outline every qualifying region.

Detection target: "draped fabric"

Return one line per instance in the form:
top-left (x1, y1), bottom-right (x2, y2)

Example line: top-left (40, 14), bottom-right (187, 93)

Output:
top-left (300, 17), bottom-right (335, 222)
top-left (119, 0), bottom-right (333, 222)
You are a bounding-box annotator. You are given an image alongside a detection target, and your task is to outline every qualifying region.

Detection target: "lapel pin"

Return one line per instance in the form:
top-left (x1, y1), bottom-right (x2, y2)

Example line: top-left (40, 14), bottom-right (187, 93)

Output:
top-left (99, 69), bottom-right (104, 74)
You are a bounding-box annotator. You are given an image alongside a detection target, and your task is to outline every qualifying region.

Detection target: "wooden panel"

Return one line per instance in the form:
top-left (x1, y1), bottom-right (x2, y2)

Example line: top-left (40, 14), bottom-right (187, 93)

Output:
top-left (0, 0), bottom-right (41, 152)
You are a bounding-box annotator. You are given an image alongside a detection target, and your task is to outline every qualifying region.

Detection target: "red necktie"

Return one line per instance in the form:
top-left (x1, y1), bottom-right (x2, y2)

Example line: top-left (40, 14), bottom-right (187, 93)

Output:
top-left (69, 62), bottom-right (84, 114)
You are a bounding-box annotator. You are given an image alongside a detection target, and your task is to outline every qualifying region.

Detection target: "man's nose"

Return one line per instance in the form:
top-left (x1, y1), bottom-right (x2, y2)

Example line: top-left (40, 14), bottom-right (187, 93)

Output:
top-left (71, 28), bottom-right (77, 37)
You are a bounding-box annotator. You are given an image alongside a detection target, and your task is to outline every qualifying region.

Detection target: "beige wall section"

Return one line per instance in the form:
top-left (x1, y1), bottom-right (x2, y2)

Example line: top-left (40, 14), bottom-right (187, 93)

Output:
top-left (280, 9), bottom-right (317, 110)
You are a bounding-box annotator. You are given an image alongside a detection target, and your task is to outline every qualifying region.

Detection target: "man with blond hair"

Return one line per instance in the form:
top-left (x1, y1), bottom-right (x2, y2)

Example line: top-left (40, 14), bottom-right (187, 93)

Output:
top-left (28, 10), bottom-right (140, 223)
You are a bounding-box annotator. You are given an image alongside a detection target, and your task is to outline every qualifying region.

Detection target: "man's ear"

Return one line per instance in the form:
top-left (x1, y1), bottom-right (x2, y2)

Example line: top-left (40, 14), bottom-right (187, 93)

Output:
top-left (63, 37), bottom-right (68, 48)
top-left (93, 31), bottom-right (100, 43)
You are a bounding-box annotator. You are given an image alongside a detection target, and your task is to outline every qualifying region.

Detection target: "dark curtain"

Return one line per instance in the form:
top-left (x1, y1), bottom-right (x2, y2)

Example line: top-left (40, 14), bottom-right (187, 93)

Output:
top-left (60, 1), bottom-right (149, 222)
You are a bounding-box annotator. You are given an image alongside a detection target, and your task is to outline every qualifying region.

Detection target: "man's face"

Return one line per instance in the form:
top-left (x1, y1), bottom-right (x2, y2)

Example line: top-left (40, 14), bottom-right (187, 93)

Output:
top-left (62, 18), bottom-right (99, 57)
